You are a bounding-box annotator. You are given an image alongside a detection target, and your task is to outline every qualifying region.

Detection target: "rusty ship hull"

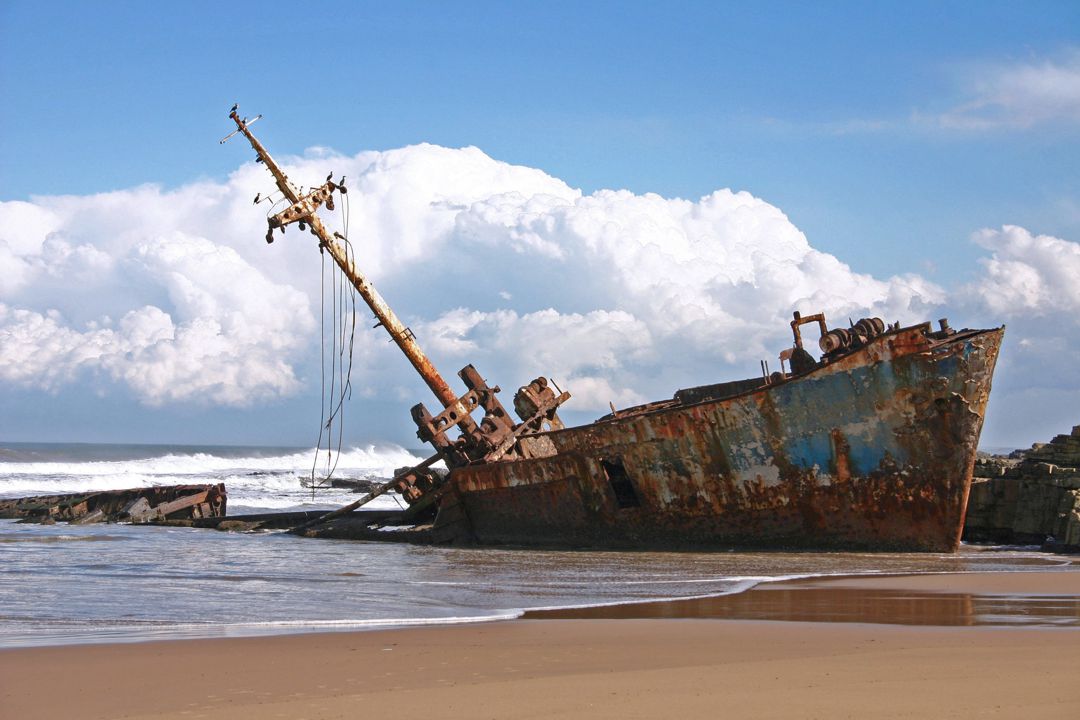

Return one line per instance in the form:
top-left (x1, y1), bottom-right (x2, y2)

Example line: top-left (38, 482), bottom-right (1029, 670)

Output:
top-left (440, 323), bottom-right (1003, 552)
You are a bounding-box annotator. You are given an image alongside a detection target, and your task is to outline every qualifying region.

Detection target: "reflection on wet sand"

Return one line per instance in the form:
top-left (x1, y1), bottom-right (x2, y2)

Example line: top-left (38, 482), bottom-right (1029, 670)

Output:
top-left (527, 579), bottom-right (1080, 627)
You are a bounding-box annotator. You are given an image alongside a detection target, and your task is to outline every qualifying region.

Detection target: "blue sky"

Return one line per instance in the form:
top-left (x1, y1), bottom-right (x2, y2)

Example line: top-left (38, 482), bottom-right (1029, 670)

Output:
top-left (5, 1), bottom-right (1079, 273)
top-left (2, 1), bottom-right (1080, 449)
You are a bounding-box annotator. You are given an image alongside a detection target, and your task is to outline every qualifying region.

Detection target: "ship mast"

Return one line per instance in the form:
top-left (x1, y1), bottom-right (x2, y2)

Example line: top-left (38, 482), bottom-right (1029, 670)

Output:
top-left (223, 106), bottom-right (568, 479)
top-left (224, 108), bottom-right (477, 435)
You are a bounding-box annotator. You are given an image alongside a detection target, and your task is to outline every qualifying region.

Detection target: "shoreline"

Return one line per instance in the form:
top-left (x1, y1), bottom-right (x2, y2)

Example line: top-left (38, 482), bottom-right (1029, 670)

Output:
top-left (5, 566), bottom-right (1080, 649)
top-left (3, 569), bottom-right (1080, 719)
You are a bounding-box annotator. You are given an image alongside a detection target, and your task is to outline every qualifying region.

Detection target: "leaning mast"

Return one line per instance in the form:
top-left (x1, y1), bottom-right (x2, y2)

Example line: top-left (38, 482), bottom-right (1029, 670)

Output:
top-left (223, 106), bottom-right (568, 480)
top-left (224, 108), bottom-right (475, 430)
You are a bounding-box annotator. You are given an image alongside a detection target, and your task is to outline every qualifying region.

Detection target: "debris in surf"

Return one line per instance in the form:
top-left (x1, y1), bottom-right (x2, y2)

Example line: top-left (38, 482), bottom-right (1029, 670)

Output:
top-left (0, 484), bottom-right (227, 525)
top-left (299, 476), bottom-right (382, 493)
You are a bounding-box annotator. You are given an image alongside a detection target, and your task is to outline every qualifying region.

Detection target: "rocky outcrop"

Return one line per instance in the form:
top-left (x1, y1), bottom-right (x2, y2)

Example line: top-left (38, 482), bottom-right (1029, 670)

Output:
top-left (964, 425), bottom-right (1080, 551)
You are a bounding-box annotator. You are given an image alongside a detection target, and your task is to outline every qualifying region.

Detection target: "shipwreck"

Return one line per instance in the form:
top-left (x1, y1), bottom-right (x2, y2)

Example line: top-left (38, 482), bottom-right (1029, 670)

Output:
top-left (0, 484), bottom-right (227, 525)
top-left (224, 107), bottom-right (1003, 552)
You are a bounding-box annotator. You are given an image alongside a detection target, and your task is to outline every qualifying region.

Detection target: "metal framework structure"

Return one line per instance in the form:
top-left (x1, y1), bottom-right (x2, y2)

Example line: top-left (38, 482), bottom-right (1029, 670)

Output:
top-left (224, 107), bottom-right (568, 504)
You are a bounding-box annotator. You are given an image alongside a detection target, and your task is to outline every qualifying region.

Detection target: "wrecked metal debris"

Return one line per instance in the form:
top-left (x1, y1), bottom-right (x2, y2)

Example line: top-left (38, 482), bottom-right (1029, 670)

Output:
top-left (1, 484), bottom-right (227, 525)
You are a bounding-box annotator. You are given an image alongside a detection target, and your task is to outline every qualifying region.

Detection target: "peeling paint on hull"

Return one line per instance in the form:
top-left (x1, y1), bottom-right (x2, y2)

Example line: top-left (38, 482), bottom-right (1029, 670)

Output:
top-left (443, 325), bottom-right (1003, 552)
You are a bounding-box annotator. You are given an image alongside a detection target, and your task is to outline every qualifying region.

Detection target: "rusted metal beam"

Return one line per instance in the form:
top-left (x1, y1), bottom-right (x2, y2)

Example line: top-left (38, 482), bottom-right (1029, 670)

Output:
top-left (227, 109), bottom-right (474, 429)
top-left (290, 452), bottom-right (444, 534)
top-left (485, 391), bottom-right (571, 463)
top-left (138, 489), bottom-right (210, 522)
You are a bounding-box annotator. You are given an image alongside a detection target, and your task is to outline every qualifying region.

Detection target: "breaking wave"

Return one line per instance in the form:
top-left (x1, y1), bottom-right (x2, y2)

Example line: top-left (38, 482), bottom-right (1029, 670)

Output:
top-left (0, 443), bottom-right (423, 512)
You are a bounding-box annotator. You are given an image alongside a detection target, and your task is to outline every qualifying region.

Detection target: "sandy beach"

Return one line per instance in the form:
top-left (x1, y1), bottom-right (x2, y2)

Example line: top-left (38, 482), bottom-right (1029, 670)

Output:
top-left (3, 569), bottom-right (1079, 720)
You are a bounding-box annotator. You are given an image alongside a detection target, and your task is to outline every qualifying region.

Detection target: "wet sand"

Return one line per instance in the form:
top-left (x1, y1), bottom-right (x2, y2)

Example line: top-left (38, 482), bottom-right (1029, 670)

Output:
top-left (3, 570), bottom-right (1080, 720)
top-left (530, 570), bottom-right (1080, 626)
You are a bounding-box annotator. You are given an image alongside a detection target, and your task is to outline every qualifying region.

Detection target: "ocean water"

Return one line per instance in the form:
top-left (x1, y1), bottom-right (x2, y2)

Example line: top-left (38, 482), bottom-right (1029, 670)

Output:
top-left (0, 442), bottom-right (1074, 648)
top-left (0, 441), bottom-right (421, 515)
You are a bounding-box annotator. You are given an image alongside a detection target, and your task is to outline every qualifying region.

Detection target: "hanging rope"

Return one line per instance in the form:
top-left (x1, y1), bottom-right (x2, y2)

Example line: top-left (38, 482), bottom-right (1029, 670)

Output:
top-left (310, 190), bottom-right (357, 495)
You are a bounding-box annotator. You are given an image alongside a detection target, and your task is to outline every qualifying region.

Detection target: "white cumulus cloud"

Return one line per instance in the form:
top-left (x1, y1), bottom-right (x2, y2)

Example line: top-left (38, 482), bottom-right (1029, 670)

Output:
top-left (0, 225), bottom-right (314, 405)
top-left (955, 225), bottom-right (1080, 447)
top-left (0, 142), bottom-right (1043, 424)
top-left (963, 225), bottom-right (1080, 317)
